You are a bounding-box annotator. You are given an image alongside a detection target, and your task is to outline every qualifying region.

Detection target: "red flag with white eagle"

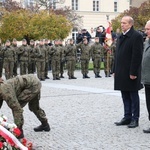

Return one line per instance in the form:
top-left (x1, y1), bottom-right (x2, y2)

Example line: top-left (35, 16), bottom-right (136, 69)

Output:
top-left (105, 22), bottom-right (113, 46)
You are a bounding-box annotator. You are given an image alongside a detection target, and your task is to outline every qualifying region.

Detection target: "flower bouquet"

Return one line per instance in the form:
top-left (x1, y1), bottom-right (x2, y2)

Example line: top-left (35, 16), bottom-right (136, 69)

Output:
top-left (0, 115), bottom-right (32, 150)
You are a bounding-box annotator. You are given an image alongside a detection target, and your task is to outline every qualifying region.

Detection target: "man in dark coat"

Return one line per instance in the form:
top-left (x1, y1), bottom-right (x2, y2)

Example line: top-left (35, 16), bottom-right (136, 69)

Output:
top-left (114, 16), bottom-right (143, 128)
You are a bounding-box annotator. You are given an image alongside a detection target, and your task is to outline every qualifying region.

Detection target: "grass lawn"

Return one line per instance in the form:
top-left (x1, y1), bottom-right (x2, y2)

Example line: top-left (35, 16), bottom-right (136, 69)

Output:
top-left (75, 62), bottom-right (104, 70)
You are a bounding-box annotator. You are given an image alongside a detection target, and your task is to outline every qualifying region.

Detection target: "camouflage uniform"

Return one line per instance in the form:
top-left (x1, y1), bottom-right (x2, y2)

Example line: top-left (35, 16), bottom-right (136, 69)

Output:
top-left (65, 42), bottom-right (77, 79)
top-left (3, 43), bottom-right (15, 79)
top-left (0, 74), bottom-right (50, 138)
top-left (103, 43), bottom-right (115, 77)
top-left (17, 41), bottom-right (30, 75)
top-left (28, 42), bottom-right (36, 74)
top-left (50, 42), bottom-right (62, 80)
top-left (91, 41), bottom-right (104, 78)
top-left (0, 44), bottom-right (4, 77)
top-left (110, 41), bottom-right (116, 74)
top-left (77, 41), bottom-right (91, 78)
top-left (59, 43), bottom-right (66, 78)
top-left (35, 42), bottom-right (47, 80)
top-left (44, 43), bottom-right (50, 79)
top-left (12, 42), bottom-right (18, 76)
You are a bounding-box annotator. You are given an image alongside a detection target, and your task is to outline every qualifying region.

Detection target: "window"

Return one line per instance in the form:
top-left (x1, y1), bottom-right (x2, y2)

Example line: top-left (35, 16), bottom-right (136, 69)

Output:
top-left (72, 28), bottom-right (78, 44)
top-left (72, 0), bottom-right (78, 10)
top-left (114, 2), bottom-right (117, 12)
top-left (93, 0), bottom-right (99, 12)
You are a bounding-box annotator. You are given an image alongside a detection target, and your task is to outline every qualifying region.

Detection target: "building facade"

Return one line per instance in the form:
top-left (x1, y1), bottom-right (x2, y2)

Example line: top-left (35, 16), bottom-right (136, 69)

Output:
top-left (130, 0), bottom-right (147, 7)
top-left (18, 0), bottom-right (131, 40)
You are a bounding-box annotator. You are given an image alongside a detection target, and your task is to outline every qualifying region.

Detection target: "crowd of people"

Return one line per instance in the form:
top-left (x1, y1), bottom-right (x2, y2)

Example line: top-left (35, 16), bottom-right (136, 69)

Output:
top-left (0, 32), bottom-right (117, 81)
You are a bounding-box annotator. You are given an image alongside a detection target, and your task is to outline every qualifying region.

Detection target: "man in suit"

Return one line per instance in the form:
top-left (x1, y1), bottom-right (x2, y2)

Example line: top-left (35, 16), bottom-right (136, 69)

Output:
top-left (141, 20), bottom-right (150, 133)
top-left (113, 16), bottom-right (143, 128)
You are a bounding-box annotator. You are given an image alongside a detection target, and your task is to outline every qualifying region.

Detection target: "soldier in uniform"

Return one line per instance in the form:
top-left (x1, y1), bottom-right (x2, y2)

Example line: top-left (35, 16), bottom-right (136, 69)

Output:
top-left (103, 39), bottom-right (115, 77)
top-left (44, 39), bottom-right (50, 79)
top-left (12, 38), bottom-right (18, 76)
top-left (77, 38), bottom-right (91, 78)
top-left (28, 39), bottom-right (36, 74)
top-left (3, 40), bottom-right (15, 79)
top-left (0, 74), bottom-right (50, 139)
top-left (65, 39), bottom-right (77, 79)
top-left (91, 37), bottom-right (104, 78)
top-left (35, 39), bottom-right (47, 81)
top-left (17, 39), bottom-right (30, 75)
top-left (50, 40), bottom-right (62, 80)
top-left (59, 40), bottom-right (66, 78)
top-left (0, 39), bottom-right (4, 77)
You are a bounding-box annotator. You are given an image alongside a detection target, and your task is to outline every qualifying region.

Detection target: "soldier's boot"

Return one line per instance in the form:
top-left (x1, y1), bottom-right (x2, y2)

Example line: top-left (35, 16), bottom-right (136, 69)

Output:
top-left (71, 76), bottom-right (77, 79)
top-left (60, 74), bottom-right (64, 78)
top-left (34, 120), bottom-right (50, 132)
top-left (85, 74), bottom-right (90, 78)
top-left (83, 74), bottom-right (86, 79)
top-left (97, 73), bottom-right (102, 78)
top-left (95, 73), bottom-right (98, 78)
top-left (17, 127), bottom-right (24, 139)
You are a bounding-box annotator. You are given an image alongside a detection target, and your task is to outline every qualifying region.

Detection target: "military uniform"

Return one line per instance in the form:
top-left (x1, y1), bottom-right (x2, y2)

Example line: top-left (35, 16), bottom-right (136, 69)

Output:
top-left (50, 43), bottom-right (62, 80)
top-left (12, 42), bottom-right (19, 76)
top-left (65, 42), bottom-right (77, 79)
top-left (3, 44), bottom-right (15, 79)
top-left (44, 43), bottom-right (50, 79)
top-left (0, 44), bottom-right (4, 77)
top-left (28, 41), bottom-right (36, 74)
top-left (17, 40), bottom-right (30, 75)
top-left (103, 42), bottom-right (115, 77)
top-left (59, 43), bottom-right (66, 78)
top-left (0, 74), bottom-right (50, 138)
top-left (35, 43), bottom-right (47, 80)
top-left (91, 41), bottom-right (104, 78)
top-left (77, 41), bottom-right (91, 78)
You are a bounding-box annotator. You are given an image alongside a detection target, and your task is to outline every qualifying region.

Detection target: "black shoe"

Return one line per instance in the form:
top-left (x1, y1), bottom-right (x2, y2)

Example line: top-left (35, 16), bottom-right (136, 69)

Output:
top-left (45, 76), bottom-right (50, 79)
top-left (143, 128), bottom-right (150, 133)
top-left (71, 76), bottom-right (77, 79)
top-left (60, 75), bottom-right (64, 78)
top-left (34, 123), bottom-right (50, 132)
top-left (40, 78), bottom-right (45, 81)
top-left (114, 118), bottom-right (131, 126)
top-left (97, 75), bottom-right (102, 78)
top-left (85, 75), bottom-right (90, 78)
top-left (83, 75), bottom-right (86, 79)
top-left (53, 77), bottom-right (56, 80)
top-left (68, 76), bottom-right (71, 79)
top-left (128, 120), bottom-right (139, 128)
top-left (56, 77), bottom-right (60, 80)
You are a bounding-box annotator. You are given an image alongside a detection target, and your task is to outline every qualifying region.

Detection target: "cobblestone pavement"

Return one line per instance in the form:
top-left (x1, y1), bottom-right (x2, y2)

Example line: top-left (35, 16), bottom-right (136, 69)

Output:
top-left (1, 70), bottom-right (150, 150)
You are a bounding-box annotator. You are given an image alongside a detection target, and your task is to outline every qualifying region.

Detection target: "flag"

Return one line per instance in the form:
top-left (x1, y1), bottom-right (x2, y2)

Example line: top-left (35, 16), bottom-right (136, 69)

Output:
top-left (105, 22), bottom-right (113, 46)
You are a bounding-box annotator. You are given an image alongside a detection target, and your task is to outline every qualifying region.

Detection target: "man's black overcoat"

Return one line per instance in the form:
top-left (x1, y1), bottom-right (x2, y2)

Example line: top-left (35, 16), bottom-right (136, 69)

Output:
top-left (114, 26), bottom-right (143, 91)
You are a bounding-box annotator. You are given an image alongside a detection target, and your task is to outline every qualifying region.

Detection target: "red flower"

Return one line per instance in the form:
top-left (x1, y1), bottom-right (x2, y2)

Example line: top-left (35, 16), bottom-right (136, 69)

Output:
top-left (27, 142), bottom-right (33, 150)
top-left (21, 138), bottom-right (27, 146)
top-left (13, 128), bottom-right (21, 137)
top-left (0, 142), bottom-right (3, 148)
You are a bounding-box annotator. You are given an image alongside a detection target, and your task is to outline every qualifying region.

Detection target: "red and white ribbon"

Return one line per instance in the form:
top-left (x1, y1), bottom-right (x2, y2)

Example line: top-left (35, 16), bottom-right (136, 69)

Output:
top-left (0, 125), bottom-right (28, 150)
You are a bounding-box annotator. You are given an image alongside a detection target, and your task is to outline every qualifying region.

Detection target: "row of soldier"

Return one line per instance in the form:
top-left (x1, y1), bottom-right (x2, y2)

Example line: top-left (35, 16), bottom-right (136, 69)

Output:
top-left (0, 37), bottom-right (116, 80)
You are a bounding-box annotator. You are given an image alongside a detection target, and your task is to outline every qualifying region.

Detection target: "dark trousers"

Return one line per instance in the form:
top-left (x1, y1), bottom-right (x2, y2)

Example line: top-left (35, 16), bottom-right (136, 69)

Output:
top-left (121, 91), bottom-right (140, 121)
top-left (144, 85), bottom-right (150, 120)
